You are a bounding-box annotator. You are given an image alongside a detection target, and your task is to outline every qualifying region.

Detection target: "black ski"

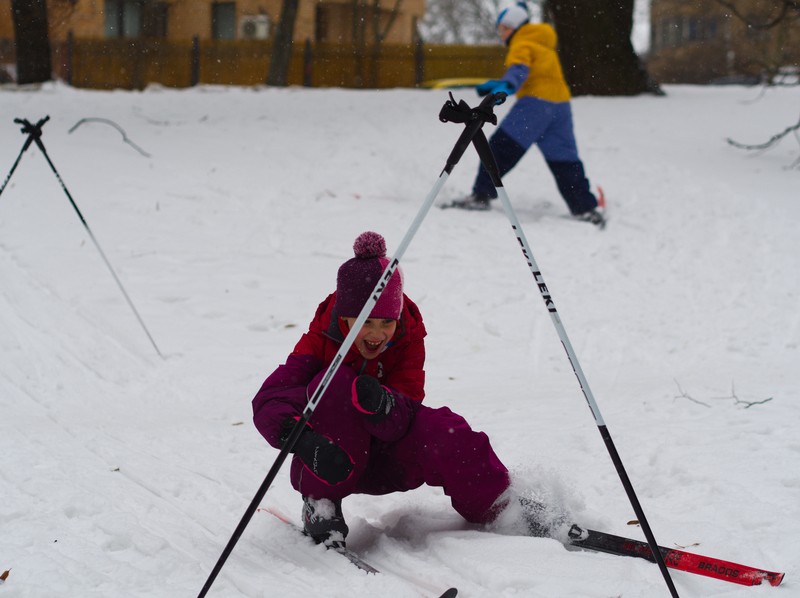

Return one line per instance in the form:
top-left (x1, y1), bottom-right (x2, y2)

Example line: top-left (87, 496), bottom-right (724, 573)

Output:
top-left (567, 524), bottom-right (784, 587)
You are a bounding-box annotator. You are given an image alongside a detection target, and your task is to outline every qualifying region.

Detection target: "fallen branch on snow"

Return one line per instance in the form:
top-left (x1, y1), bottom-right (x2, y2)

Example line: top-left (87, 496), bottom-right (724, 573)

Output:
top-left (726, 114), bottom-right (800, 170)
top-left (673, 379), bottom-right (773, 409)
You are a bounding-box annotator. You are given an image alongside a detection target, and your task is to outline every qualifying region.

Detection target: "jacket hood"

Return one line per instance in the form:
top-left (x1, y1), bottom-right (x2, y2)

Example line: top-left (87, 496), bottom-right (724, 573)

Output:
top-left (516, 23), bottom-right (558, 51)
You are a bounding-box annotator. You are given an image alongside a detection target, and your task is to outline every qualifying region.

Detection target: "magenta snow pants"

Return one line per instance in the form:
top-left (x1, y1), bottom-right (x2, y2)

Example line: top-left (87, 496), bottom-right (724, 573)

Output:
top-left (290, 366), bottom-right (510, 524)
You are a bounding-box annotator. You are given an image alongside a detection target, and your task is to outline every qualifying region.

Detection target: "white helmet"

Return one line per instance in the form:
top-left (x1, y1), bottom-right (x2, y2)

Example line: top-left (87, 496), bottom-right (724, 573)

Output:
top-left (496, 2), bottom-right (530, 29)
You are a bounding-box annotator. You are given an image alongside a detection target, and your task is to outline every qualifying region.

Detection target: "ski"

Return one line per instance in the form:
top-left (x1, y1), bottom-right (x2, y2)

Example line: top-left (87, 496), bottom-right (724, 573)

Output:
top-left (568, 524), bottom-right (784, 587)
top-left (259, 507), bottom-right (458, 597)
top-left (259, 507), bottom-right (379, 573)
top-left (439, 195), bottom-right (608, 229)
top-left (438, 197), bottom-right (492, 211)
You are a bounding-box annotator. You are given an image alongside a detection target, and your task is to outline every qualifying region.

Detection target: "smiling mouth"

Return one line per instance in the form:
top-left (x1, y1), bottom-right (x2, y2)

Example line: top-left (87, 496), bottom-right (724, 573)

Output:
top-left (363, 340), bottom-right (383, 352)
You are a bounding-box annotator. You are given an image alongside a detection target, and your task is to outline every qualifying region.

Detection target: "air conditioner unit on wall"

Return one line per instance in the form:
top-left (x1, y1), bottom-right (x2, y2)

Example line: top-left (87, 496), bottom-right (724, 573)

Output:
top-left (240, 15), bottom-right (270, 40)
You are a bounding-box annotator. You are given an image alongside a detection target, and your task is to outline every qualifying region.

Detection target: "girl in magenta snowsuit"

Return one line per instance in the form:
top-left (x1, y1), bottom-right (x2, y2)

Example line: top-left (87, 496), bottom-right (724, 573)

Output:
top-left (252, 231), bottom-right (512, 548)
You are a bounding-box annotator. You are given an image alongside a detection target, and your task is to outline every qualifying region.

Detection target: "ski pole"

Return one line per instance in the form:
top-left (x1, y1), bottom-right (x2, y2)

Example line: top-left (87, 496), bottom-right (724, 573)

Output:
top-left (196, 92), bottom-right (508, 597)
top-left (468, 128), bottom-right (680, 598)
top-left (2, 117), bottom-right (163, 359)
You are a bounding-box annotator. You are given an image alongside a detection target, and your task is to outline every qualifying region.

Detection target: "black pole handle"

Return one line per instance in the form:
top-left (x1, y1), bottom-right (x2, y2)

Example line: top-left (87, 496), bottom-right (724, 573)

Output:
top-left (438, 91), bottom-right (504, 125)
top-left (437, 92), bottom-right (506, 175)
top-left (15, 115), bottom-right (50, 135)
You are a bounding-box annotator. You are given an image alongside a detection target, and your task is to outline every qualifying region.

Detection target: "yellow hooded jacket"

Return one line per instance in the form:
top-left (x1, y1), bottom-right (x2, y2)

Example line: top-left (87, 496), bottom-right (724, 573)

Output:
top-left (505, 23), bottom-right (572, 103)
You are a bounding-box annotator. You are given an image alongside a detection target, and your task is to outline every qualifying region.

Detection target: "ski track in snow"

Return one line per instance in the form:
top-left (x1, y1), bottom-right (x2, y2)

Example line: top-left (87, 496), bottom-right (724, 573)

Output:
top-left (1, 82), bottom-right (798, 597)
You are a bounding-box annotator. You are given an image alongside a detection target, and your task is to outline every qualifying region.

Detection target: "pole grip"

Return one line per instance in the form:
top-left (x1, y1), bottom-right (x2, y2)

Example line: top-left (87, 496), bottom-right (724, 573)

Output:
top-left (438, 92), bottom-right (504, 174)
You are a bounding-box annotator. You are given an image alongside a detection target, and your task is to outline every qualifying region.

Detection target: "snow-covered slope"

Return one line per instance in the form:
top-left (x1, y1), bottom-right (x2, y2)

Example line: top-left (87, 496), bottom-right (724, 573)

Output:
top-left (1, 82), bottom-right (798, 597)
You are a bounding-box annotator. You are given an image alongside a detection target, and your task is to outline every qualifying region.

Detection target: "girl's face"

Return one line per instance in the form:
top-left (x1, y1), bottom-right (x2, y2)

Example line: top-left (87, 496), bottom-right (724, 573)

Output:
top-left (497, 24), bottom-right (514, 42)
top-left (343, 317), bottom-right (398, 359)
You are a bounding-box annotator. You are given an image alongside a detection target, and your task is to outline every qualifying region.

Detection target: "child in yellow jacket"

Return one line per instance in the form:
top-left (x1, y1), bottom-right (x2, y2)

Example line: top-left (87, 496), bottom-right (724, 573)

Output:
top-left (450, 3), bottom-right (605, 228)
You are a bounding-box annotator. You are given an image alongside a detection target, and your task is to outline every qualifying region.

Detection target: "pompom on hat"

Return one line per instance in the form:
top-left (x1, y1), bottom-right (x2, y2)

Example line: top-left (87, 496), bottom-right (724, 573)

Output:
top-left (334, 231), bottom-right (404, 320)
top-left (496, 2), bottom-right (530, 29)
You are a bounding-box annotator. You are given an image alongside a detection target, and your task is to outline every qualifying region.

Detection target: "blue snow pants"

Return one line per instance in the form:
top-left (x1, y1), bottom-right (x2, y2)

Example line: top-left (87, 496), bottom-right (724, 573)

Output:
top-left (472, 96), bottom-right (598, 215)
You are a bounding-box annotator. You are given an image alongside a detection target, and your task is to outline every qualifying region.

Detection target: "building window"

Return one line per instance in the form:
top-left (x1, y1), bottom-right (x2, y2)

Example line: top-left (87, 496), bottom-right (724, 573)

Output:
top-left (658, 18), bottom-right (681, 48)
top-left (655, 14), bottom-right (722, 50)
top-left (704, 18), bottom-right (718, 40)
top-left (315, 5), bottom-right (329, 42)
top-left (149, 3), bottom-right (169, 38)
top-left (687, 17), bottom-right (701, 42)
top-left (105, 0), bottom-right (142, 38)
top-left (676, 16), bottom-right (686, 45)
top-left (212, 2), bottom-right (237, 40)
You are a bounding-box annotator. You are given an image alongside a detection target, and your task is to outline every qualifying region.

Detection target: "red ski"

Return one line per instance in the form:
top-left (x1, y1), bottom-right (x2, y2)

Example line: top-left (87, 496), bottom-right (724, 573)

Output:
top-left (568, 524), bottom-right (784, 587)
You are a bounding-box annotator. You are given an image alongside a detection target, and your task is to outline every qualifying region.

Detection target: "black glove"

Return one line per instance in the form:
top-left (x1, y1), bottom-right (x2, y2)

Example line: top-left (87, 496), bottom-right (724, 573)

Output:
top-left (353, 375), bottom-right (395, 422)
top-left (281, 419), bottom-right (353, 485)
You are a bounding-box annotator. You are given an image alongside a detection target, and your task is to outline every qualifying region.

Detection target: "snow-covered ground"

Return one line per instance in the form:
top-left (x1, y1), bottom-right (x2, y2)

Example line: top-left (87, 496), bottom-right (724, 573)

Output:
top-left (1, 81), bottom-right (798, 597)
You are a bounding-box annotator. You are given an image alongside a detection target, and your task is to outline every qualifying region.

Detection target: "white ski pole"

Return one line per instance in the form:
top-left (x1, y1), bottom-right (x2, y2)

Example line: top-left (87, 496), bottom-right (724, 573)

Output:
top-left (3, 117), bottom-right (163, 358)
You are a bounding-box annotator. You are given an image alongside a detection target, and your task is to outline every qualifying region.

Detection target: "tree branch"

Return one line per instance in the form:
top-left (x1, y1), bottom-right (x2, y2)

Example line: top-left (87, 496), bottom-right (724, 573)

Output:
top-left (726, 113), bottom-right (800, 169)
top-left (673, 379), bottom-right (711, 407)
top-left (716, 0), bottom-right (800, 30)
top-left (673, 380), bottom-right (774, 409)
top-left (727, 114), bottom-right (800, 149)
top-left (68, 118), bottom-right (151, 157)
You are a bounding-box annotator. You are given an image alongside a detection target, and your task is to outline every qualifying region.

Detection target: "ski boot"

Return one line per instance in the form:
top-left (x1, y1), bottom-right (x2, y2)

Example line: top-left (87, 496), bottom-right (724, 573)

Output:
top-left (302, 496), bottom-right (349, 550)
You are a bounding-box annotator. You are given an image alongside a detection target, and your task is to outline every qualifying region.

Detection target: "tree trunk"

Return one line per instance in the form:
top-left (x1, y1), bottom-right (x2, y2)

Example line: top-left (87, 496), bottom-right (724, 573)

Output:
top-left (546, 0), bottom-right (661, 96)
top-left (11, 0), bottom-right (52, 84)
top-left (267, 0), bottom-right (300, 86)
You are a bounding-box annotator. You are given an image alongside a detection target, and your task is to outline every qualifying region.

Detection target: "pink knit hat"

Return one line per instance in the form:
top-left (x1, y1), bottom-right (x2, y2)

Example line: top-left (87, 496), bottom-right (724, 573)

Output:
top-left (335, 231), bottom-right (404, 320)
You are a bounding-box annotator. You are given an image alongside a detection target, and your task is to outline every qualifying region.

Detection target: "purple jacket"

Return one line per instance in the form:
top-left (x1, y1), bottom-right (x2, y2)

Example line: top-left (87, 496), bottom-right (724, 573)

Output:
top-left (252, 292), bottom-right (427, 449)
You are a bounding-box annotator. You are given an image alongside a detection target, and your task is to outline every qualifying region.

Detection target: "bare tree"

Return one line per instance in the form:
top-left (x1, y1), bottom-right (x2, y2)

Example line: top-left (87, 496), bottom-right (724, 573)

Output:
top-left (352, 0), bottom-right (404, 87)
top-left (717, 0), bottom-right (800, 29)
top-left (719, 0), bottom-right (800, 167)
top-left (11, 0), bottom-right (52, 84)
top-left (267, 0), bottom-right (300, 86)
top-left (717, 0), bottom-right (800, 83)
top-left (419, 0), bottom-right (506, 44)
